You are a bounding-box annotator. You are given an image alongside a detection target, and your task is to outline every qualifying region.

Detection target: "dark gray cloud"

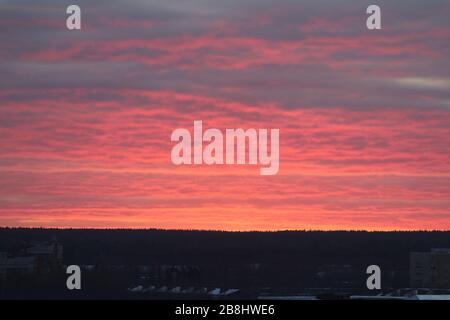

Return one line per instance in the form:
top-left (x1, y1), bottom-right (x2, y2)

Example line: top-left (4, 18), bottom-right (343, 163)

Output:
top-left (0, 0), bottom-right (449, 110)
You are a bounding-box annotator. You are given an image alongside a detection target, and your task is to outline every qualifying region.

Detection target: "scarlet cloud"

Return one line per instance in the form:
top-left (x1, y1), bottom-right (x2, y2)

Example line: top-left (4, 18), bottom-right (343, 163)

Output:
top-left (0, 0), bottom-right (449, 231)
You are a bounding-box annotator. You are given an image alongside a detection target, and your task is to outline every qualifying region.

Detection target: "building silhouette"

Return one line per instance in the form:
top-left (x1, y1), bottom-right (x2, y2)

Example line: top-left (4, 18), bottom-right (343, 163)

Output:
top-left (410, 249), bottom-right (450, 289)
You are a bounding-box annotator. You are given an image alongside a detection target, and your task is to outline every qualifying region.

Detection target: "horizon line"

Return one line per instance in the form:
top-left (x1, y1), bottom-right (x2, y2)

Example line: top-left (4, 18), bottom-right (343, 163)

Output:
top-left (1, 226), bottom-right (449, 233)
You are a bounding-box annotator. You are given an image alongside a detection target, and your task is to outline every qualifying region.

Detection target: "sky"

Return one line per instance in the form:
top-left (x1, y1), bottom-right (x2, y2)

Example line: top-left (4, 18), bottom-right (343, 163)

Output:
top-left (0, 0), bottom-right (449, 230)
